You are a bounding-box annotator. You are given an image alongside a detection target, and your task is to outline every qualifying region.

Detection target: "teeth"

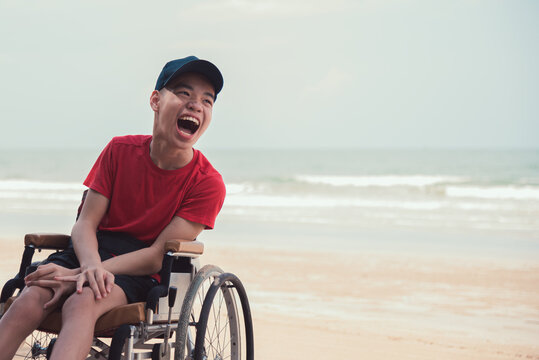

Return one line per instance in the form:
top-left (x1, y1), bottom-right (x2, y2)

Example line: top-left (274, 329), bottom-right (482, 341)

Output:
top-left (179, 116), bottom-right (199, 126)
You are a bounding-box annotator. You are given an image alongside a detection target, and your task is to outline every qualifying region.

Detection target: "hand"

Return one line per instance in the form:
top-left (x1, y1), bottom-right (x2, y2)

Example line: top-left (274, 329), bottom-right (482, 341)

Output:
top-left (25, 278), bottom-right (76, 310)
top-left (25, 263), bottom-right (79, 284)
top-left (57, 265), bottom-right (114, 300)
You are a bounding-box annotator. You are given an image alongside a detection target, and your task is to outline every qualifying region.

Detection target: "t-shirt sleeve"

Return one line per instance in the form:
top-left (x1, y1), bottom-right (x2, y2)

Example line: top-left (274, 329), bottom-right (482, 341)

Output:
top-left (83, 139), bottom-right (115, 199)
top-left (176, 174), bottom-right (226, 229)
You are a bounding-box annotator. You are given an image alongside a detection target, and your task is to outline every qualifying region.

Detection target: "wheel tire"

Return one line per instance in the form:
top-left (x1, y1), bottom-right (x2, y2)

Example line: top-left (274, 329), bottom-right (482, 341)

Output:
top-left (194, 273), bottom-right (254, 360)
top-left (152, 342), bottom-right (171, 360)
top-left (174, 265), bottom-right (223, 360)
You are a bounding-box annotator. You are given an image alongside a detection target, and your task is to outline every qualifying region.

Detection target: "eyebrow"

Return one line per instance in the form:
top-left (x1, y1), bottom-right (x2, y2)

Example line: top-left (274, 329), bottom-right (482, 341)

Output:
top-left (173, 82), bottom-right (216, 101)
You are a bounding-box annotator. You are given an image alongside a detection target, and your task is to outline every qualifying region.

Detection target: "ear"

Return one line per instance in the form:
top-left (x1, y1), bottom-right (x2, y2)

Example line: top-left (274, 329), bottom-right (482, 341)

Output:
top-left (150, 90), bottom-right (160, 112)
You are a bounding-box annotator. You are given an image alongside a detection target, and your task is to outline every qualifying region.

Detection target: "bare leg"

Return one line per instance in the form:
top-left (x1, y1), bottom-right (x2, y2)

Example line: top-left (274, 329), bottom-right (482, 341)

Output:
top-left (0, 286), bottom-right (55, 360)
top-left (49, 285), bottom-right (127, 360)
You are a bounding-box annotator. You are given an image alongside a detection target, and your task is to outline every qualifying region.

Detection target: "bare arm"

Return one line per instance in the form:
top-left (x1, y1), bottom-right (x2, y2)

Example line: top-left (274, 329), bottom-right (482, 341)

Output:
top-left (71, 190), bottom-right (109, 269)
top-left (26, 189), bottom-right (111, 304)
top-left (65, 189), bottom-right (205, 297)
top-left (70, 189), bottom-right (112, 298)
top-left (101, 215), bottom-right (204, 275)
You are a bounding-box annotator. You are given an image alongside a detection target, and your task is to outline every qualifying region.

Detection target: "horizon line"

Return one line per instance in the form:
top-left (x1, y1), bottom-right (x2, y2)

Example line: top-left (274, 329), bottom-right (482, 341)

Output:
top-left (1, 145), bottom-right (538, 152)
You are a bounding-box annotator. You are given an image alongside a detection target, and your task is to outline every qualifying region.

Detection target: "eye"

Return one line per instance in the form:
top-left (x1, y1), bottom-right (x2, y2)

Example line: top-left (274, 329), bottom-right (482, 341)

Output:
top-left (203, 98), bottom-right (214, 106)
top-left (174, 89), bottom-right (190, 97)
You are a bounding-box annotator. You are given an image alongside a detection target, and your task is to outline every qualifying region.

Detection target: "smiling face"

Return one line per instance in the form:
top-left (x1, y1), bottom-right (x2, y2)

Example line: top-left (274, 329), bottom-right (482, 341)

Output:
top-left (150, 72), bottom-right (215, 152)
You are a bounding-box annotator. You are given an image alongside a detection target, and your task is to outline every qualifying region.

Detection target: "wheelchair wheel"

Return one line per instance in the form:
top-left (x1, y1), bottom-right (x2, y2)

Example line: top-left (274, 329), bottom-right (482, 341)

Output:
top-left (174, 265), bottom-right (223, 360)
top-left (14, 330), bottom-right (56, 359)
top-left (193, 273), bottom-right (253, 360)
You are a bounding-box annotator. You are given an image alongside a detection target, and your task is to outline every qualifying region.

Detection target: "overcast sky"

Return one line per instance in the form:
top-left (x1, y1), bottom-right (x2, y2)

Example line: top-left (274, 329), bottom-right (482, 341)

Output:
top-left (0, 0), bottom-right (537, 150)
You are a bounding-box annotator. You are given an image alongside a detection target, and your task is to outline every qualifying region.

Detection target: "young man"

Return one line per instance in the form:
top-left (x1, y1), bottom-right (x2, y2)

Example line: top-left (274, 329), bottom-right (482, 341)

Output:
top-left (0, 56), bottom-right (226, 360)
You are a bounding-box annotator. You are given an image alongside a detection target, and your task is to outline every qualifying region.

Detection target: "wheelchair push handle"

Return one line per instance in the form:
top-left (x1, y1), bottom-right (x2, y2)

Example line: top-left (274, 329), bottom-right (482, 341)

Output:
top-left (167, 286), bottom-right (177, 325)
top-left (168, 286), bottom-right (177, 308)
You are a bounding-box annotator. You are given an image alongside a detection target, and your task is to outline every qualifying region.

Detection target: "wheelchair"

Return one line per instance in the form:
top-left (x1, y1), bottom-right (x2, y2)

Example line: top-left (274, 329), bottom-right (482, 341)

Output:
top-left (0, 233), bottom-right (254, 360)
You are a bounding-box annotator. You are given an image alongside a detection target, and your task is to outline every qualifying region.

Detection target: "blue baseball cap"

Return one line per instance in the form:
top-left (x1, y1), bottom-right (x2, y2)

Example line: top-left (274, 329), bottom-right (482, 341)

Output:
top-left (155, 56), bottom-right (224, 98)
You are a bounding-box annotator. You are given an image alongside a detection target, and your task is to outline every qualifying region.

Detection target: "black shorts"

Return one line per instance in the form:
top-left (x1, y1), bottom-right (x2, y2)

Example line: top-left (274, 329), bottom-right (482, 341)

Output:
top-left (40, 231), bottom-right (158, 304)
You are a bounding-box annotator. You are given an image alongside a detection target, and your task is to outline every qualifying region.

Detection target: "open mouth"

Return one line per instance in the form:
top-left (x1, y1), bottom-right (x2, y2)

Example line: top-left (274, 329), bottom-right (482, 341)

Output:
top-left (177, 116), bottom-right (200, 135)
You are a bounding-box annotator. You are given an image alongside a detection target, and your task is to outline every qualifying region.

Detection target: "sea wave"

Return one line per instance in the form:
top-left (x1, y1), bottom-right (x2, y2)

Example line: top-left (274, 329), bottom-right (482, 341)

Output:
top-left (0, 180), bottom-right (84, 191)
top-left (0, 191), bottom-right (82, 202)
top-left (0, 180), bottom-right (85, 202)
top-left (223, 194), bottom-right (520, 211)
top-left (225, 183), bottom-right (254, 195)
top-left (295, 175), bottom-right (467, 187)
top-left (224, 194), bottom-right (443, 209)
top-left (446, 186), bottom-right (539, 200)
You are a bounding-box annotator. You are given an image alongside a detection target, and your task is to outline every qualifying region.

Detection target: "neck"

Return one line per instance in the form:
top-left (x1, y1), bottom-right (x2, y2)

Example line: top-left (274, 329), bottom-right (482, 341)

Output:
top-left (149, 138), bottom-right (193, 170)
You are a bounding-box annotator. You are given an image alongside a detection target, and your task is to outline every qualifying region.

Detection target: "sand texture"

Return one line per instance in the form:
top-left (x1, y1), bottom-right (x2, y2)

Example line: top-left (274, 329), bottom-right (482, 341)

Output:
top-left (202, 244), bottom-right (539, 359)
top-left (1, 237), bottom-right (538, 359)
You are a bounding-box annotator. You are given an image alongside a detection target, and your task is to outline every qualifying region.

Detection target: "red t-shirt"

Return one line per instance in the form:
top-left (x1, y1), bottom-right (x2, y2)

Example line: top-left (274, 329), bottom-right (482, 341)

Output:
top-left (84, 135), bottom-right (226, 245)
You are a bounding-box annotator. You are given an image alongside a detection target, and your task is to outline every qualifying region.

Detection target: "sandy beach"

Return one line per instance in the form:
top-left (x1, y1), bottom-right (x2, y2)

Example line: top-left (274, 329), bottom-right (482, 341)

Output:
top-left (201, 242), bottom-right (539, 359)
top-left (2, 232), bottom-right (537, 360)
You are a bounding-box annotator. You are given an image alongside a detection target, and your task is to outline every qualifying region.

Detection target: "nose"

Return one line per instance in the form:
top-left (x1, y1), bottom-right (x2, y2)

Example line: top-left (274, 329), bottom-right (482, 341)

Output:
top-left (186, 99), bottom-right (203, 112)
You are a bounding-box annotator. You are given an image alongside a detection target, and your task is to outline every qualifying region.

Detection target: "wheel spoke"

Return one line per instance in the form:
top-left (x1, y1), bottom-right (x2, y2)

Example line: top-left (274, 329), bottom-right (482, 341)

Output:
top-left (186, 267), bottom-right (252, 360)
top-left (15, 331), bottom-right (54, 359)
top-left (201, 283), bottom-right (238, 360)
top-left (210, 290), bottom-right (223, 351)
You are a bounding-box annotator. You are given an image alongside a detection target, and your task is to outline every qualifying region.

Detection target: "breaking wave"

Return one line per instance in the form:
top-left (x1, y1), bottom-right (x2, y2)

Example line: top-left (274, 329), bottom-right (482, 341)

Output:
top-left (295, 175), bottom-right (466, 187)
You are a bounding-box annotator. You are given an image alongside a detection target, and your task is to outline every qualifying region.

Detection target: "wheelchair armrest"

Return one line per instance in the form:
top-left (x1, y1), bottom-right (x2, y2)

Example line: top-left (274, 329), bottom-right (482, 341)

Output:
top-left (164, 239), bottom-right (204, 256)
top-left (24, 233), bottom-right (70, 250)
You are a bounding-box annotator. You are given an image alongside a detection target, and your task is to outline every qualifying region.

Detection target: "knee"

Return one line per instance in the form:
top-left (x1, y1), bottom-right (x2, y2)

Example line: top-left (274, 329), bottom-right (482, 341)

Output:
top-left (62, 288), bottom-right (97, 319)
top-left (7, 287), bottom-right (51, 320)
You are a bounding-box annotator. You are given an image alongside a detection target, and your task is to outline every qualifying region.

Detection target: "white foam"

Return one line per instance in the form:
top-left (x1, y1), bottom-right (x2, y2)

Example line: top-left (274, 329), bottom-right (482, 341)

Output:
top-left (224, 194), bottom-right (445, 210)
top-left (0, 180), bottom-right (84, 191)
top-left (446, 186), bottom-right (539, 200)
top-left (295, 175), bottom-right (466, 187)
top-left (454, 202), bottom-right (516, 211)
top-left (0, 191), bottom-right (82, 202)
top-left (225, 183), bottom-right (254, 195)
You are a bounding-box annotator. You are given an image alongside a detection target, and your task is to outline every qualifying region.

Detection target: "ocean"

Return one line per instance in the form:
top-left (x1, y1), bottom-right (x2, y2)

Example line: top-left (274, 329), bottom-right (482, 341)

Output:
top-left (0, 147), bottom-right (538, 260)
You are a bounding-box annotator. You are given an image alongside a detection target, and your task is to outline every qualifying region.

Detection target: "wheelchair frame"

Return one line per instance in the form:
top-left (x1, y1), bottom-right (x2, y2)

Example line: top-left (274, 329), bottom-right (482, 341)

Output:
top-left (0, 233), bottom-right (254, 360)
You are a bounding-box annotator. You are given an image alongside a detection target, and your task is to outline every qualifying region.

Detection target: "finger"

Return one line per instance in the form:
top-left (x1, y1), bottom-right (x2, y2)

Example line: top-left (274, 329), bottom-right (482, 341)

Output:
top-left (95, 270), bottom-right (107, 298)
top-left (55, 275), bottom-right (78, 282)
top-left (26, 279), bottom-right (58, 288)
top-left (86, 272), bottom-right (102, 299)
top-left (44, 290), bottom-right (62, 310)
top-left (76, 275), bottom-right (86, 294)
top-left (25, 265), bottom-right (54, 282)
top-left (105, 272), bottom-right (115, 293)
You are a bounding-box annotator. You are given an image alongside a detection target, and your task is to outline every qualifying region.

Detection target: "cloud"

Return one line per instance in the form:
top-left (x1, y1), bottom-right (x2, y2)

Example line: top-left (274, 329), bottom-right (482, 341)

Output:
top-left (182, 0), bottom-right (355, 19)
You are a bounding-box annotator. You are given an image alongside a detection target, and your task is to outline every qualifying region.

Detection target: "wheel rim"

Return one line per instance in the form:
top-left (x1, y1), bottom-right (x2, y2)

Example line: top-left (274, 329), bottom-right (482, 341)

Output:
top-left (187, 274), bottom-right (239, 359)
top-left (175, 265), bottom-right (224, 360)
top-left (198, 281), bottom-right (240, 360)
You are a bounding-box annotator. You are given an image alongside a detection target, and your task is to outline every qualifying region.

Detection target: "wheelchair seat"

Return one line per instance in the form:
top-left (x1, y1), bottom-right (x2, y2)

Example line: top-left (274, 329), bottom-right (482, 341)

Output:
top-left (0, 233), bottom-right (253, 360)
top-left (2, 234), bottom-right (204, 334)
top-left (3, 297), bottom-right (147, 336)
